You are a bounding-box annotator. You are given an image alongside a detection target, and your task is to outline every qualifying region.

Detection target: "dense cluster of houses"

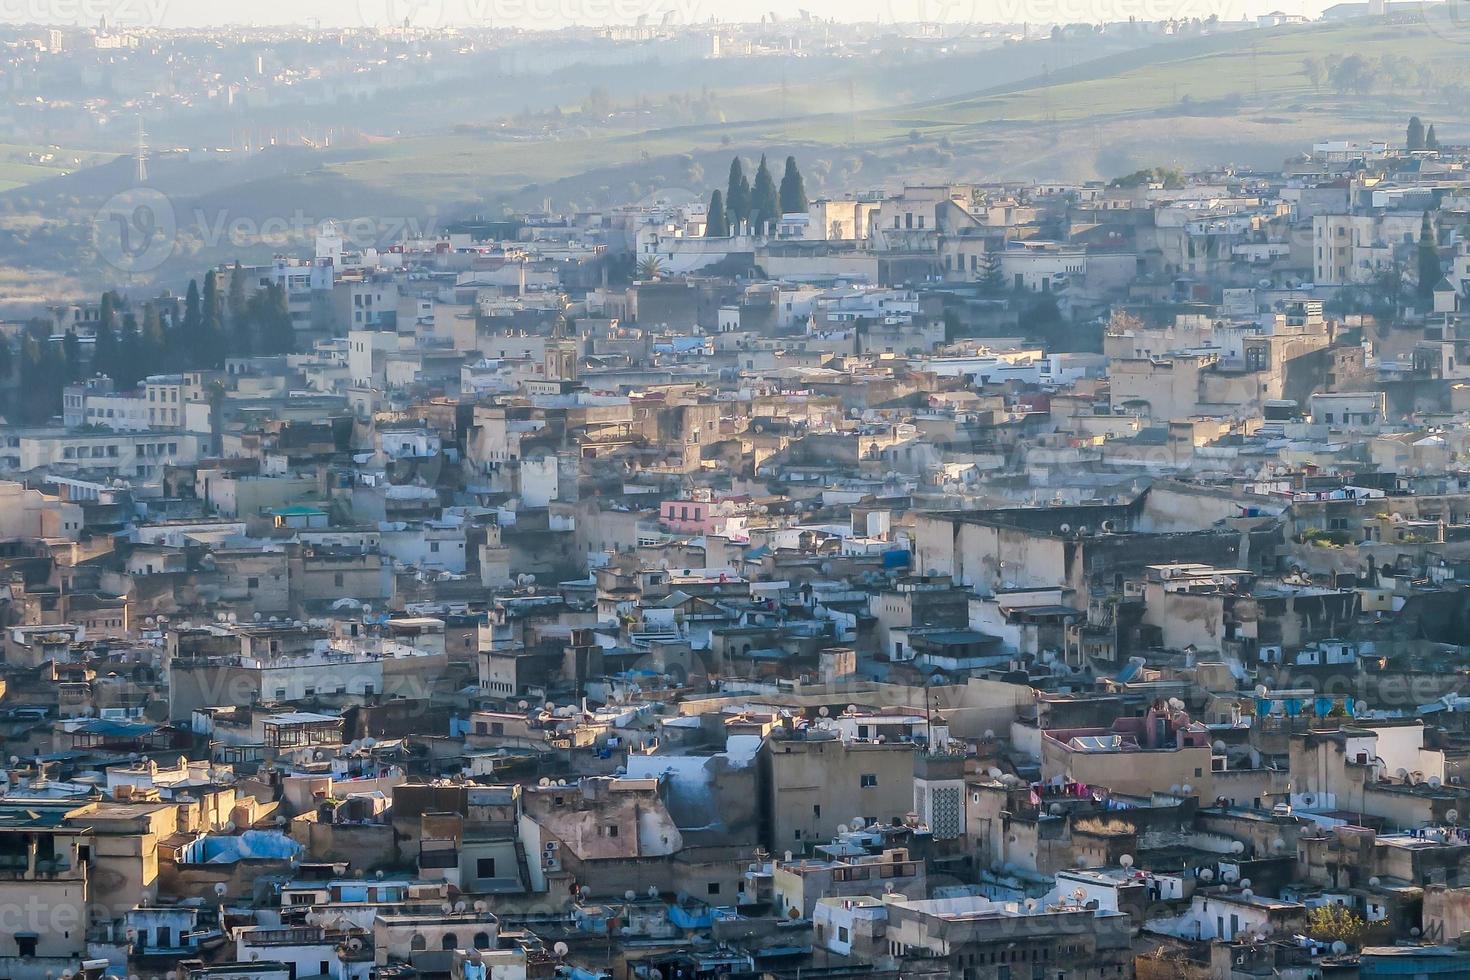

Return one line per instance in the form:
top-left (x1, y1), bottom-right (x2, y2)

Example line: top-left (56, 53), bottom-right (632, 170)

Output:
top-left (7, 132), bottom-right (1470, 980)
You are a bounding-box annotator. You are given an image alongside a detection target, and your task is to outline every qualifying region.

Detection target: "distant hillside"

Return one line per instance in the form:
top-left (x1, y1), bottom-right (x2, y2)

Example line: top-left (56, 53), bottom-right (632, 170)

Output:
top-left (0, 12), bottom-right (1466, 300)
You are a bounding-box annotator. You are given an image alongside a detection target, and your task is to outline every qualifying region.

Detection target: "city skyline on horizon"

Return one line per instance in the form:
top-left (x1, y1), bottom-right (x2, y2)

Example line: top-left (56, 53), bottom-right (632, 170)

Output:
top-left (2, 0), bottom-right (1336, 32)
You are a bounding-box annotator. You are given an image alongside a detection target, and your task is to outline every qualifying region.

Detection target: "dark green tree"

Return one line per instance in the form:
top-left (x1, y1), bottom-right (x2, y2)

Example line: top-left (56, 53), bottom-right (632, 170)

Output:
top-left (227, 261), bottom-right (247, 325)
top-left (252, 283), bottom-right (295, 354)
top-left (141, 302), bottom-right (166, 371)
top-left (705, 189), bottom-right (728, 237)
top-left (62, 328), bottom-right (81, 382)
top-left (100, 290), bottom-right (118, 334)
top-left (779, 155), bottom-right (807, 216)
top-left (1419, 211), bottom-right (1442, 304)
top-left (726, 158), bottom-right (750, 231)
top-left (202, 269), bottom-right (224, 366)
top-left (21, 333), bottom-right (63, 424)
top-left (1426, 124), bottom-right (1439, 151)
top-left (979, 249), bottom-right (1006, 295)
top-left (1407, 115), bottom-right (1426, 151)
top-left (750, 154), bottom-right (779, 235)
top-left (182, 279), bottom-right (202, 363)
top-left (93, 312), bottom-right (119, 379)
top-left (117, 312), bottom-right (143, 389)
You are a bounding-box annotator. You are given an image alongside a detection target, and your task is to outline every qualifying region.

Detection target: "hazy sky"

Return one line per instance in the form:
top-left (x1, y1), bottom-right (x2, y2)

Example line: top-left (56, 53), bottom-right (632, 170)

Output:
top-left (28, 0), bottom-right (1324, 30)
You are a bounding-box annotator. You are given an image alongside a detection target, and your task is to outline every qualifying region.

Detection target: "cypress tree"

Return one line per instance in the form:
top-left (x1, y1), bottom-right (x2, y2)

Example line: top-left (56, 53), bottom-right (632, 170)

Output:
top-left (228, 262), bottom-right (247, 323)
top-left (20, 335), bottom-right (46, 424)
top-left (118, 313), bottom-right (143, 390)
top-left (1407, 115), bottom-right (1425, 151)
top-left (183, 279), bottom-right (202, 363)
top-left (726, 157), bottom-right (750, 231)
top-left (202, 269), bottom-right (223, 366)
top-left (94, 313), bottom-right (119, 378)
top-left (273, 284), bottom-right (295, 353)
top-left (142, 302), bottom-right (166, 371)
top-left (62, 328), bottom-right (81, 382)
top-left (1426, 124), bottom-right (1439, 151)
top-left (751, 154), bottom-right (779, 235)
top-left (706, 189), bottom-right (728, 237)
top-left (779, 155), bottom-right (807, 216)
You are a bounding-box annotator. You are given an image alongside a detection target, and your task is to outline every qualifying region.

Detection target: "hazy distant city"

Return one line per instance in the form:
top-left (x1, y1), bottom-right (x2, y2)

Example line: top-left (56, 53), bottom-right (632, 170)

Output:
top-left (0, 3), bottom-right (1467, 980)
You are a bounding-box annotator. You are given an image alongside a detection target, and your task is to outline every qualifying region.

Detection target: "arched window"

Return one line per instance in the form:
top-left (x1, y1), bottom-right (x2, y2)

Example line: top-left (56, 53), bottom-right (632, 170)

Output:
top-left (441, 933), bottom-right (458, 951)
top-left (472, 931), bottom-right (491, 949)
top-left (410, 934), bottom-right (426, 951)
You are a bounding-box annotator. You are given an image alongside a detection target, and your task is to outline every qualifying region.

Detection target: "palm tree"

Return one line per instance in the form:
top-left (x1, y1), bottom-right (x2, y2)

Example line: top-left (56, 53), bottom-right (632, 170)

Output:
top-left (637, 255), bottom-right (663, 281)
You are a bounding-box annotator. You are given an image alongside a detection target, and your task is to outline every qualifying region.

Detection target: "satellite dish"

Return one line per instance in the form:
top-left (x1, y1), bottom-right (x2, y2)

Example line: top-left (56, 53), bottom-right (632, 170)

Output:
top-left (554, 942), bottom-right (569, 957)
top-left (1119, 854), bottom-right (1133, 869)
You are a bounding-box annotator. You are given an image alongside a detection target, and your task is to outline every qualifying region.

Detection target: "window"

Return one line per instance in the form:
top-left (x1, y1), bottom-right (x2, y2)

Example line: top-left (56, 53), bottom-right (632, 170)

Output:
top-left (477, 857), bottom-right (496, 878)
top-left (860, 773), bottom-right (878, 788)
top-left (334, 572), bottom-right (345, 587)
top-left (247, 577), bottom-right (260, 589)
top-left (607, 824), bottom-right (619, 837)
top-left (707, 882), bottom-right (720, 895)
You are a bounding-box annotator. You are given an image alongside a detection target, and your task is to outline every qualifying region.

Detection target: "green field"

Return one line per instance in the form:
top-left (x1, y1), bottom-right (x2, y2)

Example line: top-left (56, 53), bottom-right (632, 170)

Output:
top-left (2, 12), bottom-right (1468, 296)
top-left (292, 13), bottom-right (1470, 211)
top-left (0, 142), bottom-right (115, 193)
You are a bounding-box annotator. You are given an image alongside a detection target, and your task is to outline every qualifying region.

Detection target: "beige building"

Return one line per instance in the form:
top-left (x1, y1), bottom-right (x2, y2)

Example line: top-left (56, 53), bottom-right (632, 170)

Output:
top-left (0, 480), bottom-right (82, 539)
top-left (759, 732), bottom-right (919, 851)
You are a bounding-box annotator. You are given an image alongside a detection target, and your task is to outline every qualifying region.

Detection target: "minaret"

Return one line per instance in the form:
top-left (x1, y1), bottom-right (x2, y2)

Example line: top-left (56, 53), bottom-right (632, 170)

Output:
top-left (544, 316), bottom-right (579, 383)
top-left (914, 752), bottom-right (966, 840)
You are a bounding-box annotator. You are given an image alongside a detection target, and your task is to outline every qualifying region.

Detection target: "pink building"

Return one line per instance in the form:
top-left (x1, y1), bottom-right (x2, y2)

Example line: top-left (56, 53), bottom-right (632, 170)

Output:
top-left (660, 498), bottom-right (716, 535)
